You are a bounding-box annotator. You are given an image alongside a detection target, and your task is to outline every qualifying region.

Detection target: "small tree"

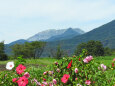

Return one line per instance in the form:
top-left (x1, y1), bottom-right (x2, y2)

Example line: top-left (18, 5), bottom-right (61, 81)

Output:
top-left (0, 41), bottom-right (8, 60)
top-left (74, 40), bottom-right (104, 56)
top-left (30, 41), bottom-right (46, 59)
top-left (55, 45), bottom-right (63, 59)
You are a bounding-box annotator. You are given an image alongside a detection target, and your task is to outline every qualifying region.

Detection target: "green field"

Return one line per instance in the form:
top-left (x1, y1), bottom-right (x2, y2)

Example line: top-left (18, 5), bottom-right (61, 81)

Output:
top-left (0, 55), bottom-right (115, 72)
top-left (0, 55), bottom-right (115, 85)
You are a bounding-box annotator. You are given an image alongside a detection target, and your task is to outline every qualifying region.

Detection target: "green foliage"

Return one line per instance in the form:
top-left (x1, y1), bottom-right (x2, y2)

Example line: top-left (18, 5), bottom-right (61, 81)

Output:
top-left (40, 49), bottom-right (114, 85)
top-left (0, 53), bottom-right (115, 85)
top-left (55, 45), bottom-right (63, 59)
top-left (104, 47), bottom-right (112, 56)
top-left (11, 41), bottom-right (46, 59)
top-left (14, 56), bottom-right (26, 68)
top-left (74, 40), bottom-right (105, 56)
top-left (0, 41), bottom-right (8, 60)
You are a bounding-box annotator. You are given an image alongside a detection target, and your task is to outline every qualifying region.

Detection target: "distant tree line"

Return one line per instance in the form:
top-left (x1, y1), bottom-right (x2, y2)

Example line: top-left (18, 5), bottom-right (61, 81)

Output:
top-left (0, 40), bottom-right (114, 61)
top-left (11, 41), bottom-right (46, 59)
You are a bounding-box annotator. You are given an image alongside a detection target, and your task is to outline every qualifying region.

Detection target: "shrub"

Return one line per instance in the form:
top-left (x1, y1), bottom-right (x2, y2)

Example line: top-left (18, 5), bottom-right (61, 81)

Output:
top-left (74, 40), bottom-right (105, 56)
top-left (0, 49), bottom-right (115, 86)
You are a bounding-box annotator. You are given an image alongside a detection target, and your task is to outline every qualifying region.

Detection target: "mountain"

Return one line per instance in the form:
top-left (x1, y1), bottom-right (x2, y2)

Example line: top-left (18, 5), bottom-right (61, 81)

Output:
top-left (46, 28), bottom-right (84, 41)
top-left (49, 20), bottom-right (115, 50)
top-left (5, 20), bottom-right (115, 57)
top-left (7, 39), bottom-right (28, 46)
top-left (68, 20), bottom-right (115, 48)
top-left (43, 20), bottom-right (115, 57)
top-left (27, 28), bottom-right (84, 41)
top-left (27, 29), bottom-right (66, 41)
top-left (5, 39), bottom-right (28, 55)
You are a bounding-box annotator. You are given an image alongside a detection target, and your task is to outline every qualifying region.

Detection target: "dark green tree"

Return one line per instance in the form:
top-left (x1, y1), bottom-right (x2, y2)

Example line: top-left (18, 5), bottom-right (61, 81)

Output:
top-left (104, 47), bottom-right (112, 56)
top-left (11, 44), bottom-right (24, 59)
top-left (55, 45), bottom-right (63, 59)
top-left (74, 40), bottom-right (104, 56)
top-left (0, 41), bottom-right (8, 60)
top-left (30, 41), bottom-right (46, 59)
top-left (74, 43), bottom-right (87, 56)
top-left (12, 41), bottom-right (46, 59)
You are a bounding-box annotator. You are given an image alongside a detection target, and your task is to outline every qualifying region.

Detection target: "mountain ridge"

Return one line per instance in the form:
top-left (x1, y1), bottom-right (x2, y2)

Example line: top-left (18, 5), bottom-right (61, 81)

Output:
top-left (48, 20), bottom-right (115, 50)
top-left (27, 28), bottom-right (85, 41)
top-left (46, 28), bottom-right (84, 41)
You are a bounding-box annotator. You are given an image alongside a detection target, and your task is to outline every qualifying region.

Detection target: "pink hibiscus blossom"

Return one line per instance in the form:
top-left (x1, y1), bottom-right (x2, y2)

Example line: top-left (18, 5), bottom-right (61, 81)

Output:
top-left (17, 76), bottom-right (28, 86)
top-left (12, 78), bottom-right (17, 83)
top-left (24, 72), bottom-right (30, 78)
top-left (53, 79), bottom-right (57, 85)
top-left (61, 74), bottom-right (70, 83)
top-left (83, 56), bottom-right (93, 63)
top-left (100, 64), bottom-right (107, 71)
top-left (75, 68), bottom-right (78, 73)
top-left (85, 80), bottom-right (91, 85)
top-left (16, 64), bottom-right (26, 75)
top-left (113, 58), bottom-right (115, 61)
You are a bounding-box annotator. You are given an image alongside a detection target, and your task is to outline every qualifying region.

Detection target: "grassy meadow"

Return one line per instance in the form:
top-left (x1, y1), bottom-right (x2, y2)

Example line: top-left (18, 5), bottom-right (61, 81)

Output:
top-left (0, 55), bottom-right (115, 72)
top-left (0, 55), bottom-right (115, 85)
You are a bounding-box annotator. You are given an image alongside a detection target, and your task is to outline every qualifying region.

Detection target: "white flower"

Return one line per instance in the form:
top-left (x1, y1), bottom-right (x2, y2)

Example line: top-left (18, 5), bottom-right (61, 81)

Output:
top-left (6, 61), bottom-right (14, 70)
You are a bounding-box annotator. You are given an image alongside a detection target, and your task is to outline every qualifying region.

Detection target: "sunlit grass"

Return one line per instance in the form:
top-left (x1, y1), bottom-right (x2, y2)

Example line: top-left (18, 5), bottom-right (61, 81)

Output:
top-left (0, 56), bottom-right (115, 72)
top-left (94, 55), bottom-right (115, 66)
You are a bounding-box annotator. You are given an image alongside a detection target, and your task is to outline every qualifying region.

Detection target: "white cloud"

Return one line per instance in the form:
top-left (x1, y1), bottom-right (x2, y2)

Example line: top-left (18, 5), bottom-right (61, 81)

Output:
top-left (0, 0), bottom-right (115, 21)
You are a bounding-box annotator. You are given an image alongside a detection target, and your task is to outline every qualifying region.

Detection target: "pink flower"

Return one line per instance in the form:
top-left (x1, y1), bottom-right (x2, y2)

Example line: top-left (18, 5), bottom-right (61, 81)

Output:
top-left (24, 72), bottom-right (30, 78)
top-left (75, 78), bottom-right (78, 81)
top-left (85, 80), bottom-right (91, 85)
top-left (17, 76), bottom-right (28, 86)
top-left (41, 84), bottom-right (45, 86)
top-left (33, 78), bottom-right (41, 85)
top-left (100, 64), bottom-right (106, 71)
top-left (83, 56), bottom-right (93, 63)
top-left (49, 83), bottom-right (54, 86)
top-left (12, 78), bottom-right (17, 82)
top-left (42, 82), bottom-right (48, 85)
top-left (53, 79), bottom-right (57, 85)
top-left (43, 78), bottom-right (46, 81)
top-left (43, 72), bottom-right (47, 75)
top-left (113, 58), bottom-right (115, 61)
top-left (83, 58), bottom-right (89, 63)
top-left (16, 64), bottom-right (26, 75)
top-left (75, 68), bottom-right (78, 73)
top-left (87, 55), bottom-right (93, 61)
top-left (61, 74), bottom-right (70, 83)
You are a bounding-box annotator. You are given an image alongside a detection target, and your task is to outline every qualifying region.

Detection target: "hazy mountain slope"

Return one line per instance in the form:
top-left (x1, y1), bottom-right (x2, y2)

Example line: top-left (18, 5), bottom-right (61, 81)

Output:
top-left (5, 39), bottom-right (28, 55)
top-left (8, 39), bottom-right (28, 46)
top-left (46, 28), bottom-right (84, 41)
top-left (44, 20), bottom-right (115, 56)
top-left (27, 28), bottom-right (85, 41)
top-left (68, 20), bottom-right (115, 48)
top-left (27, 29), bottom-right (66, 41)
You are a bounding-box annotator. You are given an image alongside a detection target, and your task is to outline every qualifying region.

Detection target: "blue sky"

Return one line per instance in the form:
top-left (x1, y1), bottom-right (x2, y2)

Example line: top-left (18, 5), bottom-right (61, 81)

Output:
top-left (0, 0), bottom-right (115, 44)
